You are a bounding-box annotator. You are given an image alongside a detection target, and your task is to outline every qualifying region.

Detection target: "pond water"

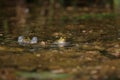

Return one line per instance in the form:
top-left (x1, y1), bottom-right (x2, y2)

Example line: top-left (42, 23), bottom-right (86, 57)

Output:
top-left (0, 14), bottom-right (120, 80)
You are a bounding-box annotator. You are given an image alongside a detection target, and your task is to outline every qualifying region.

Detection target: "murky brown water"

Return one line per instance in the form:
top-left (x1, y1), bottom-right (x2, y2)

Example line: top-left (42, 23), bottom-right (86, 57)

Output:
top-left (0, 17), bottom-right (120, 80)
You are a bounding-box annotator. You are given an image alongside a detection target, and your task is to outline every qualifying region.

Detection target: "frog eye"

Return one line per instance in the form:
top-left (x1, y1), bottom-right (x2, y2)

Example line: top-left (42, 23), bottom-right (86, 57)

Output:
top-left (30, 37), bottom-right (38, 44)
top-left (18, 36), bottom-right (24, 43)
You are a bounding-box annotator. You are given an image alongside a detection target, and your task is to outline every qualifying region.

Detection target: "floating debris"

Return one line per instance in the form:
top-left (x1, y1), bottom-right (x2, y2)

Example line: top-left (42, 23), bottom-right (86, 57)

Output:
top-left (0, 33), bottom-right (3, 36)
top-left (40, 41), bottom-right (46, 47)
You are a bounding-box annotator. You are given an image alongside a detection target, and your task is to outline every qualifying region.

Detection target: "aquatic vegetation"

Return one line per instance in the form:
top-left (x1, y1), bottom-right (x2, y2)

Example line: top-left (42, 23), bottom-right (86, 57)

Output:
top-left (16, 71), bottom-right (71, 80)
